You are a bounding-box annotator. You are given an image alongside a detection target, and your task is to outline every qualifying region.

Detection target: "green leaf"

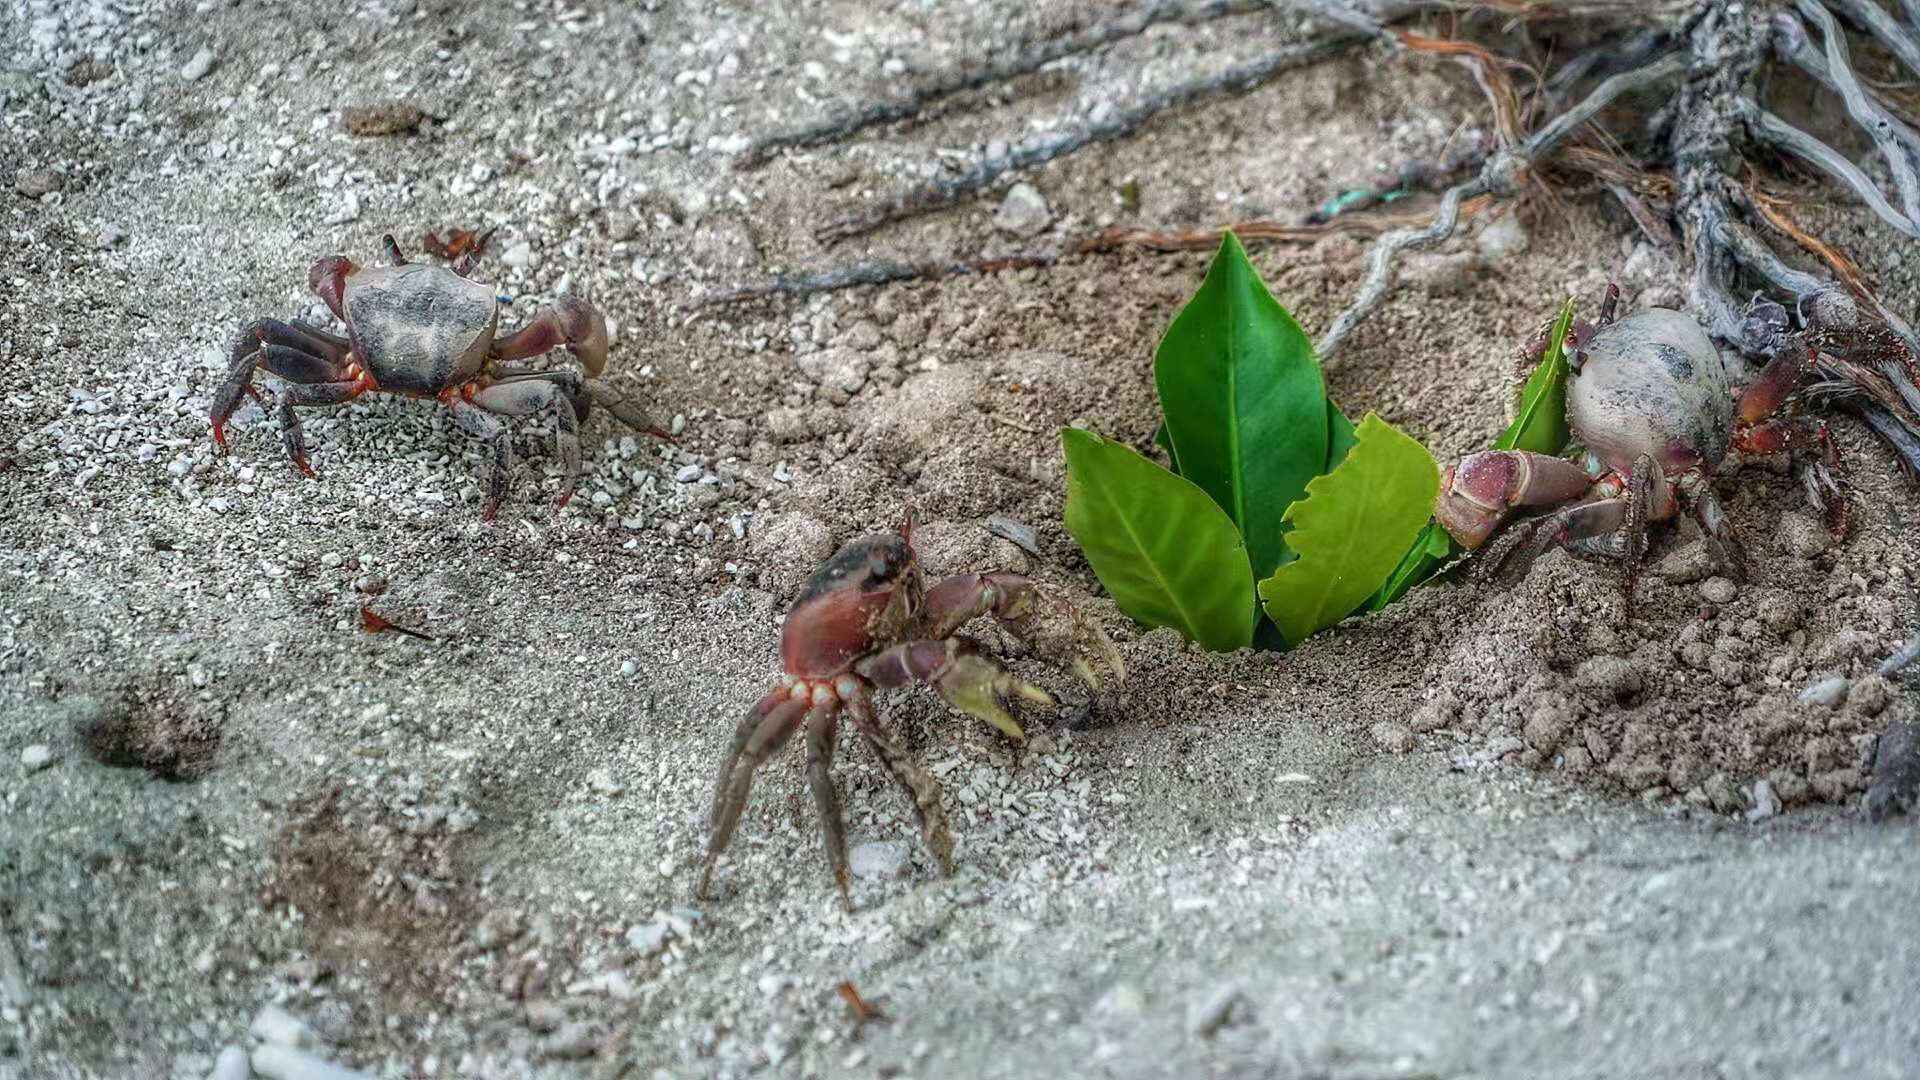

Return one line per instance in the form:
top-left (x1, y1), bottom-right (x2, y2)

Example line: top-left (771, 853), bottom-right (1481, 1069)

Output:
top-left (1154, 231), bottom-right (1328, 583)
top-left (1496, 297), bottom-right (1577, 454)
top-left (1062, 427), bottom-right (1256, 651)
top-left (1258, 414), bottom-right (1439, 645)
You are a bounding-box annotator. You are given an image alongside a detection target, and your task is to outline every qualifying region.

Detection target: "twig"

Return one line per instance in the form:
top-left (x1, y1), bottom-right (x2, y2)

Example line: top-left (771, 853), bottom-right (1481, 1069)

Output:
top-left (1318, 52), bottom-right (1686, 358)
top-left (1823, 0), bottom-right (1920, 79)
top-left (737, 0), bottom-right (1269, 168)
top-left (816, 31), bottom-right (1370, 244)
top-left (1746, 180), bottom-right (1874, 301)
top-left (1544, 28), bottom-right (1670, 103)
top-left (1774, 11), bottom-right (1920, 163)
top-left (1315, 177), bottom-right (1495, 357)
top-left (1793, 2), bottom-right (1920, 227)
top-left (697, 252), bottom-right (1062, 305)
top-left (1394, 29), bottom-right (1529, 144)
top-left (1712, 216), bottom-right (1827, 298)
top-left (1740, 99), bottom-right (1920, 239)
top-left (701, 201), bottom-right (1463, 306)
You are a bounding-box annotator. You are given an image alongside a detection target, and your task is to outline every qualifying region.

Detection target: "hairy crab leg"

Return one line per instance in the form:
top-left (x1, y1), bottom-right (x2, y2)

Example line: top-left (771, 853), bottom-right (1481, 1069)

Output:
top-left (1675, 472), bottom-right (1750, 582)
top-left (461, 378), bottom-right (583, 515)
top-left (212, 320), bottom-right (350, 449)
top-left (698, 694), bottom-right (810, 899)
top-left (272, 377), bottom-right (373, 479)
top-left (804, 703), bottom-right (852, 910)
top-left (843, 680), bottom-right (954, 877)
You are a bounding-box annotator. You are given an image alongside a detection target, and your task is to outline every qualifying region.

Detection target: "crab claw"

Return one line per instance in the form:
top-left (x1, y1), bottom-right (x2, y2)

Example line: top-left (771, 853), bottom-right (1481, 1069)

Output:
top-left (854, 639), bottom-right (1053, 742)
top-left (493, 296), bottom-right (612, 378)
top-left (924, 574), bottom-right (1127, 693)
top-left (937, 649), bottom-right (1055, 742)
top-left (557, 296), bottom-right (609, 378)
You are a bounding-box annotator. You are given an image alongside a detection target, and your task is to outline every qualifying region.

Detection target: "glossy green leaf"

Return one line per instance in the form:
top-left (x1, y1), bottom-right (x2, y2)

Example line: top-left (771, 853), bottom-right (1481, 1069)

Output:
top-left (1258, 414), bottom-right (1439, 645)
top-left (1369, 296), bottom-right (1578, 609)
top-left (1496, 297), bottom-right (1577, 454)
top-left (1062, 427), bottom-right (1256, 651)
top-left (1154, 231), bottom-right (1328, 582)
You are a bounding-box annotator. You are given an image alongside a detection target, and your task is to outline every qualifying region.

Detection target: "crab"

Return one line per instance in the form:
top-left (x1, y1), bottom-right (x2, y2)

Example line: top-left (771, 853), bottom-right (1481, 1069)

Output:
top-left (697, 519), bottom-right (1125, 908)
top-left (211, 234), bottom-right (668, 520)
top-left (1433, 285), bottom-right (1846, 611)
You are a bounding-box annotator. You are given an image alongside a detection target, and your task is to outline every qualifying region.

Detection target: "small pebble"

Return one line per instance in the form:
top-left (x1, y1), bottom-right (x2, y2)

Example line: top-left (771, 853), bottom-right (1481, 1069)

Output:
top-left (849, 840), bottom-right (910, 880)
top-left (13, 169), bottom-right (61, 199)
top-left (1778, 512), bottom-right (1831, 558)
top-left (1475, 213), bottom-right (1529, 261)
top-left (1652, 542), bottom-right (1713, 585)
top-left (207, 1045), bottom-right (250, 1080)
top-left (673, 464), bottom-right (703, 483)
top-left (20, 744), bottom-right (53, 772)
top-left (524, 1000), bottom-right (566, 1033)
top-left (625, 921), bottom-right (670, 956)
top-left (1574, 656), bottom-right (1642, 700)
top-left (1698, 577), bottom-right (1737, 604)
top-left (1745, 779), bottom-right (1782, 822)
top-left (993, 182), bottom-right (1052, 237)
top-left (500, 241), bottom-right (536, 269)
top-left (544, 1022), bottom-right (598, 1060)
top-left (620, 660), bottom-right (637, 677)
top-left (1846, 675), bottom-right (1892, 717)
top-left (1799, 675), bottom-right (1849, 708)
top-left (341, 102), bottom-right (427, 136)
top-left (180, 47), bottom-right (216, 82)
top-left (1548, 832), bottom-right (1593, 861)
top-left (585, 768), bottom-right (624, 796)
top-left (984, 515), bottom-right (1041, 556)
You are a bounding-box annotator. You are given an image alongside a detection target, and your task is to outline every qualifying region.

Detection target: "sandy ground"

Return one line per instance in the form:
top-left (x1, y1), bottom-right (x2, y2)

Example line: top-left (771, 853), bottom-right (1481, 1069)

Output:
top-left (4, 1), bottom-right (1918, 1078)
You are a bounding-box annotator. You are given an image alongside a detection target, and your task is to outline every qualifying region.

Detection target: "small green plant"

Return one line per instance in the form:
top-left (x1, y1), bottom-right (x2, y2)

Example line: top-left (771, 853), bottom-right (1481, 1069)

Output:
top-left (1062, 232), bottom-right (1438, 651)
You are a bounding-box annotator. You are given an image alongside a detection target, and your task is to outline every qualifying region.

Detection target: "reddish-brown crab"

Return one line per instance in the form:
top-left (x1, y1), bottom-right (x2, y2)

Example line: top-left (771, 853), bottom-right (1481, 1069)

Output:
top-left (211, 234), bottom-right (668, 520)
top-left (698, 519), bottom-right (1125, 908)
top-left (1434, 285), bottom-right (1845, 610)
